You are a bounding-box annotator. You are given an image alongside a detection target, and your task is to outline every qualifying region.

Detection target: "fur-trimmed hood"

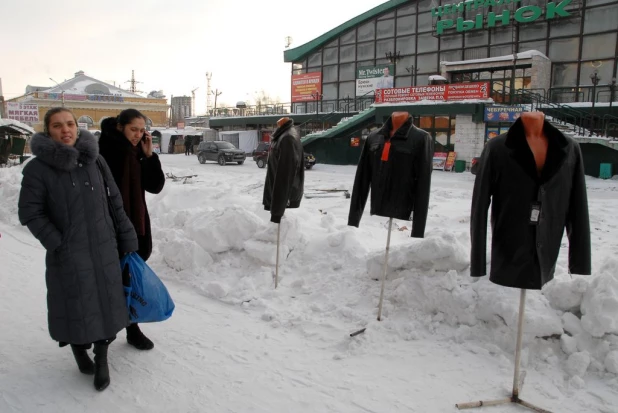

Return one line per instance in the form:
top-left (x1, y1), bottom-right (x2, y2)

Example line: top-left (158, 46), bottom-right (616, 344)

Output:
top-left (30, 130), bottom-right (99, 171)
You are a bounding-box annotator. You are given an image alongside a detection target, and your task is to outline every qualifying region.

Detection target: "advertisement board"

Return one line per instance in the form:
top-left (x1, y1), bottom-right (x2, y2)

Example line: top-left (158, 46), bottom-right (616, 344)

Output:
top-left (291, 72), bottom-right (322, 103)
top-left (6, 103), bottom-right (39, 123)
top-left (484, 106), bottom-right (524, 122)
top-left (433, 152), bottom-right (448, 170)
top-left (356, 65), bottom-right (395, 96)
top-left (374, 82), bottom-right (489, 104)
top-left (444, 151), bottom-right (457, 171)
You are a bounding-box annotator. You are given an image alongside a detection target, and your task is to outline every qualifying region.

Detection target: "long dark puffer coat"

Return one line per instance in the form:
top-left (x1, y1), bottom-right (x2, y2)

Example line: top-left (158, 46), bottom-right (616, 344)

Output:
top-left (99, 118), bottom-right (165, 261)
top-left (18, 130), bottom-right (138, 345)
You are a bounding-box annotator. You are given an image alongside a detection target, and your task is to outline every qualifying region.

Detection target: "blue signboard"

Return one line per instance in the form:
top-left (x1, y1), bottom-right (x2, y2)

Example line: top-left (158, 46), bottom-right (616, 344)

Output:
top-left (484, 106), bottom-right (524, 122)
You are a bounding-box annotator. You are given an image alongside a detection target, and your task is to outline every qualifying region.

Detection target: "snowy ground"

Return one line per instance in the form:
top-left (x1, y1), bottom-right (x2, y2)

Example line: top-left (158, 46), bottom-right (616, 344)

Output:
top-left (1, 154), bottom-right (618, 413)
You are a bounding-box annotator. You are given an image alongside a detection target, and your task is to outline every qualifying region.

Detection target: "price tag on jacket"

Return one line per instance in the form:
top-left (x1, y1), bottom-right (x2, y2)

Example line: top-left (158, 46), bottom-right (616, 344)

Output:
top-left (530, 202), bottom-right (541, 225)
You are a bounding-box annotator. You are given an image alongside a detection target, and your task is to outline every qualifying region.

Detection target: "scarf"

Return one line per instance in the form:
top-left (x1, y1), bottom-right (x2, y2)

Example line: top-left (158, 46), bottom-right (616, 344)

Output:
top-left (120, 145), bottom-right (147, 236)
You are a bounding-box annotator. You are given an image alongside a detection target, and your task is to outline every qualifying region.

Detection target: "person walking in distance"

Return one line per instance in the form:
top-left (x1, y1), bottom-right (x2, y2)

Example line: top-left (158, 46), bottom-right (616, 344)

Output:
top-left (18, 108), bottom-right (139, 391)
top-left (99, 109), bottom-right (166, 350)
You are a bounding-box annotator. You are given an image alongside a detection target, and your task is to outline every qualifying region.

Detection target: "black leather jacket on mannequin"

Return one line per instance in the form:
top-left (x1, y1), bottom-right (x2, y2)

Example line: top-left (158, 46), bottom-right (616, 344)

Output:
top-left (263, 119), bottom-right (304, 223)
top-left (470, 117), bottom-right (591, 290)
top-left (348, 116), bottom-right (434, 238)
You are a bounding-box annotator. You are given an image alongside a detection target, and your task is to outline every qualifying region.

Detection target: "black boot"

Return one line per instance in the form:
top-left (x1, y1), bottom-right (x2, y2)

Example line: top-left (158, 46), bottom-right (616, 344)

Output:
top-left (93, 342), bottom-right (110, 391)
top-left (70, 345), bottom-right (94, 375)
top-left (126, 323), bottom-right (154, 350)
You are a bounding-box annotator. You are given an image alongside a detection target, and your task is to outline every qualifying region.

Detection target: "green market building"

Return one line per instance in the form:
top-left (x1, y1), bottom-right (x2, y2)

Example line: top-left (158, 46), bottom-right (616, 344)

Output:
top-left (209, 0), bottom-right (618, 176)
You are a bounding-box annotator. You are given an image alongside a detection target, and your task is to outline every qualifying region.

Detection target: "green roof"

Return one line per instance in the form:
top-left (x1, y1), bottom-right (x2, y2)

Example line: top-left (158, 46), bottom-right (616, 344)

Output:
top-left (302, 107), bottom-right (377, 146)
top-left (283, 0), bottom-right (412, 63)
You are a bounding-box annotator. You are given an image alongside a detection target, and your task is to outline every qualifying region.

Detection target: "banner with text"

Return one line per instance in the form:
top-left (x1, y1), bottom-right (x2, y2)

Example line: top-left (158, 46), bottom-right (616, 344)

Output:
top-left (6, 103), bottom-right (39, 123)
top-left (356, 65), bottom-right (395, 96)
top-left (484, 105), bottom-right (524, 122)
top-left (374, 82), bottom-right (489, 104)
top-left (292, 72), bottom-right (322, 103)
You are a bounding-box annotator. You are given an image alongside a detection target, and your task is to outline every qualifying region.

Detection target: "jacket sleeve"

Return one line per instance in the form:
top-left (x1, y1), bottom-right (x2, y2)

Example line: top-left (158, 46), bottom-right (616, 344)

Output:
top-left (411, 132), bottom-right (434, 238)
top-left (141, 153), bottom-right (165, 194)
top-left (270, 136), bottom-right (299, 223)
top-left (470, 144), bottom-right (494, 278)
top-left (98, 156), bottom-right (139, 254)
top-left (17, 165), bottom-right (62, 252)
top-left (565, 143), bottom-right (591, 275)
top-left (347, 138), bottom-right (372, 227)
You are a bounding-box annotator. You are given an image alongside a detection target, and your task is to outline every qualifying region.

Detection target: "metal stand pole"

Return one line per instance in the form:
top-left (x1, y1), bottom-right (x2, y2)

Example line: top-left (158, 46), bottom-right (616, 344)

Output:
top-left (377, 218), bottom-right (393, 321)
top-left (275, 222), bottom-right (281, 289)
top-left (456, 289), bottom-right (553, 413)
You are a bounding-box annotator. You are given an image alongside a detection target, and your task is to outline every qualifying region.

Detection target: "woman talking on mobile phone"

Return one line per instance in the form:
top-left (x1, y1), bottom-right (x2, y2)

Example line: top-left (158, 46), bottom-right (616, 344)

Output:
top-left (99, 109), bottom-right (166, 351)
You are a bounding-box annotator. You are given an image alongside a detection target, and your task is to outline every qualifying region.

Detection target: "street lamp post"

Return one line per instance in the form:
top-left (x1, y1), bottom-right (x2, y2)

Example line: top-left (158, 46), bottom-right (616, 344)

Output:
top-left (610, 77), bottom-right (616, 110)
top-left (589, 70), bottom-right (600, 137)
top-left (311, 91), bottom-right (323, 119)
top-left (49, 77), bottom-right (65, 107)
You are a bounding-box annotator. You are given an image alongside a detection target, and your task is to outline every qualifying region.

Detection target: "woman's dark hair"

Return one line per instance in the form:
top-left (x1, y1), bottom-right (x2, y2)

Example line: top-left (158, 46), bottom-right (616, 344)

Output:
top-left (117, 108), bottom-right (147, 127)
top-left (44, 107), bottom-right (77, 133)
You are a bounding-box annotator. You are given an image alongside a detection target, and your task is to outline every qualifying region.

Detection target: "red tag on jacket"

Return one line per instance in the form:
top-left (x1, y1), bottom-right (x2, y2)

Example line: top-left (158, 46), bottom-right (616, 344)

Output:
top-left (381, 141), bottom-right (391, 161)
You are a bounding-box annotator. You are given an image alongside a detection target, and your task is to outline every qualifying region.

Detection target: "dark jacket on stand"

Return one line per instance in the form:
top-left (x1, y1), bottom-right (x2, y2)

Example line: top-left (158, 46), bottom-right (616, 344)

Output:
top-left (99, 118), bottom-right (166, 261)
top-left (18, 131), bottom-right (138, 345)
top-left (262, 119), bottom-right (304, 223)
top-left (348, 116), bottom-right (434, 238)
top-left (470, 117), bottom-right (591, 290)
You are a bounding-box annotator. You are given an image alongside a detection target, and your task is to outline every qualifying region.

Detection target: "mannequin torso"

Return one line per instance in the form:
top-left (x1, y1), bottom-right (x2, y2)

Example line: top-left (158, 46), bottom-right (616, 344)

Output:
top-left (390, 112), bottom-right (410, 138)
top-left (520, 112), bottom-right (548, 176)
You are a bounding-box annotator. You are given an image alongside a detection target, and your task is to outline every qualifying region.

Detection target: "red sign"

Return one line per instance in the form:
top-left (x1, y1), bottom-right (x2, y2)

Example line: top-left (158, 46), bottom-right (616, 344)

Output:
top-left (350, 137), bottom-right (360, 147)
top-left (444, 151), bottom-right (457, 171)
top-left (292, 72), bottom-right (322, 103)
top-left (374, 82), bottom-right (490, 104)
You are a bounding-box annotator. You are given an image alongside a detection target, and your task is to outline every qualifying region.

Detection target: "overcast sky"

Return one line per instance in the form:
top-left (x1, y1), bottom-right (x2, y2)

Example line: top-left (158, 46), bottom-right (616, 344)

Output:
top-left (1, 0), bottom-right (386, 114)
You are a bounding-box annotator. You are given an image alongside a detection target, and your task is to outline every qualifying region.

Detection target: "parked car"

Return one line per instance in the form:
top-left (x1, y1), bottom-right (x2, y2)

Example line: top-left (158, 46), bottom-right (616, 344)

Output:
top-left (252, 142), bottom-right (316, 169)
top-left (197, 141), bottom-right (246, 165)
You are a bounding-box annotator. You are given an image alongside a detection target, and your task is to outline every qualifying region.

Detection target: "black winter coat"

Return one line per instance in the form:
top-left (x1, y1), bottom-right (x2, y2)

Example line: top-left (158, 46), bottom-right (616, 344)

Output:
top-left (348, 116), bottom-right (434, 238)
top-left (262, 120), bottom-right (304, 223)
top-left (99, 119), bottom-right (165, 261)
top-left (470, 118), bottom-right (591, 290)
top-left (18, 131), bottom-right (138, 345)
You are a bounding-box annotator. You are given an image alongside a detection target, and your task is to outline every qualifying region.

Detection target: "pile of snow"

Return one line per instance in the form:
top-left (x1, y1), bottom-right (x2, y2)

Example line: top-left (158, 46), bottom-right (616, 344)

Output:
top-left (2, 155), bottom-right (618, 409)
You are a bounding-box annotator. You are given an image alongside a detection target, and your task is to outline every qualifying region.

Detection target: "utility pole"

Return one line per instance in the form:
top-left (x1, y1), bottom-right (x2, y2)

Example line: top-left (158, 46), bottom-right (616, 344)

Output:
top-left (191, 87), bottom-right (199, 117)
top-left (206, 72), bottom-right (213, 114)
top-left (211, 89), bottom-right (222, 114)
top-left (49, 77), bottom-right (65, 107)
top-left (0, 78), bottom-right (5, 118)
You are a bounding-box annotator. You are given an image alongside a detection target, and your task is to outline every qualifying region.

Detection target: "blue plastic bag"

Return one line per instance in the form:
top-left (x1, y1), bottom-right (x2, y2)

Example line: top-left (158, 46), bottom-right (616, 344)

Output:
top-left (120, 252), bottom-right (175, 323)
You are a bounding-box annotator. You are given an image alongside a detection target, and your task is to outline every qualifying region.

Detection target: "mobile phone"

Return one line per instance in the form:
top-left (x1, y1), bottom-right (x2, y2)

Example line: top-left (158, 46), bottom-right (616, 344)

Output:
top-left (142, 132), bottom-right (148, 142)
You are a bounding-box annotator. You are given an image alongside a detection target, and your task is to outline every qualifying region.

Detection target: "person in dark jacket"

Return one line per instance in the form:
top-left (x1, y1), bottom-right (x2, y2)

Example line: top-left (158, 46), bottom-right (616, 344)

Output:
top-left (262, 117), bottom-right (304, 223)
top-left (18, 107), bottom-right (138, 391)
top-left (99, 109), bottom-right (166, 350)
top-left (184, 136), bottom-right (192, 156)
top-left (470, 116), bottom-right (591, 289)
top-left (348, 113), bottom-right (434, 238)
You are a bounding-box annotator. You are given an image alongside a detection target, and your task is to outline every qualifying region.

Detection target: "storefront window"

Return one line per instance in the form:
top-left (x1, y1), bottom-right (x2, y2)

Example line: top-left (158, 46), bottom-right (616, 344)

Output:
top-left (397, 35), bottom-right (416, 55)
top-left (339, 82), bottom-right (356, 100)
top-left (417, 12), bottom-right (433, 32)
top-left (397, 15), bottom-right (416, 36)
top-left (549, 19), bottom-right (580, 38)
top-left (519, 40), bottom-right (546, 55)
top-left (358, 21), bottom-right (376, 42)
top-left (322, 83), bottom-right (338, 101)
top-left (435, 115), bottom-right (450, 129)
top-left (579, 60), bottom-right (615, 86)
top-left (357, 60), bottom-right (374, 69)
top-left (440, 50), bottom-right (462, 63)
top-left (416, 53), bottom-right (438, 74)
top-left (322, 65), bottom-right (338, 83)
top-left (440, 34), bottom-right (463, 50)
top-left (339, 63), bottom-right (356, 82)
top-left (586, 0), bottom-right (617, 5)
top-left (548, 37), bottom-right (580, 61)
top-left (340, 29), bottom-right (356, 45)
top-left (519, 22), bottom-right (547, 42)
top-left (552, 63), bottom-right (578, 86)
top-left (323, 47), bottom-right (338, 65)
top-left (292, 62), bottom-right (305, 70)
top-left (582, 33), bottom-right (618, 60)
top-left (435, 132), bottom-right (449, 152)
top-left (377, 19), bottom-right (395, 38)
top-left (420, 116), bottom-right (433, 128)
top-left (308, 52), bottom-right (322, 67)
top-left (418, 0), bottom-right (434, 13)
top-left (340, 45), bottom-right (356, 63)
top-left (584, 5), bottom-right (618, 34)
top-left (464, 47), bottom-right (488, 60)
top-left (490, 44), bottom-right (515, 57)
top-left (491, 27), bottom-right (513, 44)
top-left (417, 32), bottom-right (438, 53)
top-left (397, 4), bottom-right (416, 16)
top-left (357, 42), bottom-right (375, 60)
top-left (378, 11), bottom-right (395, 20)
top-left (465, 30), bottom-right (488, 47)
top-left (376, 39), bottom-right (395, 58)
top-left (396, 76), bottom-right (412, 87)
top-left (396, 55), bottom-right (415, 76)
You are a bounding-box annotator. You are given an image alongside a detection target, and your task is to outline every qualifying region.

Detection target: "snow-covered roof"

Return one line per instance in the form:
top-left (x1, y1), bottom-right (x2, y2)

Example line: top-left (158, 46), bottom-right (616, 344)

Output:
top-left (43, 71), bottom-right (143, 98)
top-left (442, 50), bottom-right (549, 66)
top-left (429, 75), bottom-right (447, 81)
top-left (0, 118), bottom-right (35, 134)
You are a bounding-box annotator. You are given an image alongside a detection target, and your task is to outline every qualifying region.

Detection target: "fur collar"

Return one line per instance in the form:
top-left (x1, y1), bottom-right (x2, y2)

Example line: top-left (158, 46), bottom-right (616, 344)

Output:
top-left (30, 130), bottom-right (99, 171)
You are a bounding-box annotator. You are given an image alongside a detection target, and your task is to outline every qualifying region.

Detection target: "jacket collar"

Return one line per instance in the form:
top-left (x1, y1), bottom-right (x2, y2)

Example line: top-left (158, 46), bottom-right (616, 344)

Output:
top-left (272, 119), bottom-right (294, 141)
top-left (30, 130), bottom-right (99, 171)
top-left (505, 117), bottom-right (569, 183)
top-left (380, 116), bottom-right (413, 141)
